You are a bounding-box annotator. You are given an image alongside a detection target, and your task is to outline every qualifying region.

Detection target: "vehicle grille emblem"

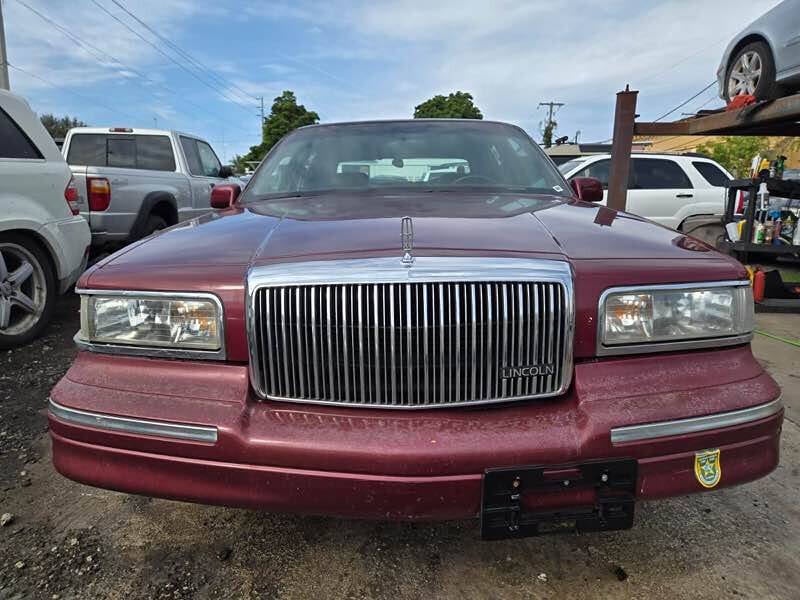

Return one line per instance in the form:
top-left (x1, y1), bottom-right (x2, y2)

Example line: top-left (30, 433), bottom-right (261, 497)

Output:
top-left (401, 216), bottom-right (414, 266)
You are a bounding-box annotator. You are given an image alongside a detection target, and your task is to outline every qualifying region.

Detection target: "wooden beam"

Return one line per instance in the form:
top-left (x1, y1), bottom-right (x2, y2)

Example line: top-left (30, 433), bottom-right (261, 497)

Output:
top-left (607, 87), bottom-right (638, 211)
top-left (634, 93), bottom-right (800, 137)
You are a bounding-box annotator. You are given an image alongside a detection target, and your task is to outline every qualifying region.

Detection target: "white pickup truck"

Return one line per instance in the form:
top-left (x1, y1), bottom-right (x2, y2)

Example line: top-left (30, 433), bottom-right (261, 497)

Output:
top-left (62, 128), bottom-right (234, 248)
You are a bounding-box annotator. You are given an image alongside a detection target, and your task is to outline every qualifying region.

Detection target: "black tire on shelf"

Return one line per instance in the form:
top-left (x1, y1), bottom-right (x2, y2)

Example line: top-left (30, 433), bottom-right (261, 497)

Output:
top-left (725, 41), bottom-right (782, 102)
top-left (0, 233), bottom-right (56, 349)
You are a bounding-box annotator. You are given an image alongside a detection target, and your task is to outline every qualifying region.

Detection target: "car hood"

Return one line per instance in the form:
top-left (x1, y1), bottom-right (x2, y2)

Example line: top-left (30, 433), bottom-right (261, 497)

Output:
top-left (85, 191), bottom-right (728, 272)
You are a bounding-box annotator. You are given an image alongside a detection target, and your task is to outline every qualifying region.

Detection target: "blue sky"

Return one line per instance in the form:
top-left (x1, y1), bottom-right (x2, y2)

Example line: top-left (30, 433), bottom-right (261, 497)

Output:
top-left (4, 0), bottom-right (781, 162)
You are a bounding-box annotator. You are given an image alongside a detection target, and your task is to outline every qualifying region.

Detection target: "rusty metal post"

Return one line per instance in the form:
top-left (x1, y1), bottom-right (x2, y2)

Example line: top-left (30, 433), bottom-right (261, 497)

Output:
top-left (607, 86), bottom-right (638, 211)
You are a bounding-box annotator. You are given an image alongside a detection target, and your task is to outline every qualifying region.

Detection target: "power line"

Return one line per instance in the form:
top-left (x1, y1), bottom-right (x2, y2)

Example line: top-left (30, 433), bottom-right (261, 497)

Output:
top-left (108, 0), bottom-right (258, 105)
top-left (12, 0), bottom-right (254, 132)
top-left (643, 89), bottom-right (723, 150)
top-left (6, 61), bottom-right (141, 122)
top-left (651, 81), bottom-right (716, 122)
top-left (88, 0), bottom-right (257, 115)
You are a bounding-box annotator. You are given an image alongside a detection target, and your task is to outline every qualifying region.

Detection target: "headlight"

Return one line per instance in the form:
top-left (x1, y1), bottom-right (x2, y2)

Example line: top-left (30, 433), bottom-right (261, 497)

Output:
top-left (80, 292), bottom-right (223, 351)
top-left (599, 282), bottom-right (753, 351)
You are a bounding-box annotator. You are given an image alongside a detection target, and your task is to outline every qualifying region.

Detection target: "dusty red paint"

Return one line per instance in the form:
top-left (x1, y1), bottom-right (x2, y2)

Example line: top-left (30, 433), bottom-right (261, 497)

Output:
top-left (57, 189), bottom-right (778, 522)
top-left (77, 194), bottom-right (746, 362)
top-left (50, 346), bottom-right (780, 519)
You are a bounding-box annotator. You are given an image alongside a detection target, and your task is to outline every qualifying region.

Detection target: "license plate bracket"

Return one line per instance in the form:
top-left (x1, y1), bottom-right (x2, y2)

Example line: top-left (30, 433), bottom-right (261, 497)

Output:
top-left (480, 458), bottom-right (637, 540)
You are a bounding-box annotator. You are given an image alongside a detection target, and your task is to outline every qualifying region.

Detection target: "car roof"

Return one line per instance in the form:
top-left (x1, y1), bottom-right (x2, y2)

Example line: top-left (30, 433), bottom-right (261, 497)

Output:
top-left (67, 127), bottom-right (202, 139)
top-left (296, 118), bottom-right (523, 130)
top-left (573, 153), bottom-right (715, 161)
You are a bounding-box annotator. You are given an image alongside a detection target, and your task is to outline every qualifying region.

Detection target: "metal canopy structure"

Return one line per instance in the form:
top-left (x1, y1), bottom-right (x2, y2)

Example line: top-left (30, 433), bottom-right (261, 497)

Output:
top-left (607, 90), bottom-right (800, 210)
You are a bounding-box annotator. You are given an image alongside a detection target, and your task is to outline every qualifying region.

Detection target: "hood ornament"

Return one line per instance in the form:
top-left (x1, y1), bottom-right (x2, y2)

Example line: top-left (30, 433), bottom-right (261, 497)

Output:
top-left (401, 216), bottom-right (414, 266)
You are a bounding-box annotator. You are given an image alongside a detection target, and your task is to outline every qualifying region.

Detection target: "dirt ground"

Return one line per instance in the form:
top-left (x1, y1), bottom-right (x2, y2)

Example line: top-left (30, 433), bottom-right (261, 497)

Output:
top-left (1, 294), bottom-right (798, 600)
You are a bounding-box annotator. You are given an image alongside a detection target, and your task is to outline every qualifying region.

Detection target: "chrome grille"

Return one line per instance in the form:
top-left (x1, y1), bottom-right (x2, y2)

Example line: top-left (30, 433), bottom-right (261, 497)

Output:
top-left (248, 258), bottom-right (573, 409)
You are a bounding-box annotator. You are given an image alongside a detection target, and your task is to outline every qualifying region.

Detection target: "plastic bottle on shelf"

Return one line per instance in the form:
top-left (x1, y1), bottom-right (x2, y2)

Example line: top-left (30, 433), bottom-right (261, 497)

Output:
top-left (764, 221), bottom-right (774, 244)
top-left (753, 221), bottom-right (765, 244)
top-left (783, 213), bottom-right (796, 241)
top-left (737, 219), bottom-right (747, 240)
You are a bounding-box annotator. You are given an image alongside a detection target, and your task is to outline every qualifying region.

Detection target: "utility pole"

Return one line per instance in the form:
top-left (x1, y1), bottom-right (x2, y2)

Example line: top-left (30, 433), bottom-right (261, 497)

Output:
top-left (257, 96), bottom-right (265, 125)
top-left (538, 101), bottom-right (564, 125)
top-left (538, 101), bottom-right (564, 148)
top-left (0, 0), bottom-right (10, 90)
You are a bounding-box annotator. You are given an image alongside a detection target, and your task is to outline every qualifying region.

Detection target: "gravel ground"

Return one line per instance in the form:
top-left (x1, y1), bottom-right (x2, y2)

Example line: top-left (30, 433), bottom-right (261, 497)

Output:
top-left (0, 295), bottom-right (798, 599)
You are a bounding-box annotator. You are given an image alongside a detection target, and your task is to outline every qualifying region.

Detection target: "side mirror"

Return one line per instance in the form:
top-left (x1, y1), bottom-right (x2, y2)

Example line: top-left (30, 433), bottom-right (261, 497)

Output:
top-left (570, 177), bottom-right (604, 203)
top-left (218, 165), bottom-right (234, 179)
top-left (210, 183), bottom-right (241, 209)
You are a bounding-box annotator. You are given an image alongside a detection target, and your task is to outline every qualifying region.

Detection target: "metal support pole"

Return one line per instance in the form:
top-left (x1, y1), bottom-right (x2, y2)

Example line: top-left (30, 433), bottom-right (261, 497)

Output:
top-left (607, 86), bottom-right (638, 211)
top-left (0, 0), bottom-right (10, 90)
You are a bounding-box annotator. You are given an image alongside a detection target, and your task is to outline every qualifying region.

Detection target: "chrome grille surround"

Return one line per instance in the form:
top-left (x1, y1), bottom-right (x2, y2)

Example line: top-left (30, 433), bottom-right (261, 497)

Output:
top-left (247, 257), bottom-right (574, 409)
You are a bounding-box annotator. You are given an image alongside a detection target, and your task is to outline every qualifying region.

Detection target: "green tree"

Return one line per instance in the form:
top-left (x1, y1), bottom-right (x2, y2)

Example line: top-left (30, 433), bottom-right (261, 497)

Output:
top-left (39, 114), bottom-right (88, 139)
top-left (413, 91), bottom-right (483, 119)
top-left (541, 120), bottom-right (557, 148)
top-left (695, 136), bottom-right (771, 177)
top-left (241, 91), bottom-right (319, 164)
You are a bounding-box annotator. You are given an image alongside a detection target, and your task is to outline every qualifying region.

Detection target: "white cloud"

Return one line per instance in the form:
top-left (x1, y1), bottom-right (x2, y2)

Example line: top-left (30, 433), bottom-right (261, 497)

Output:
top-left (245, 0), bottom-right (782, 139)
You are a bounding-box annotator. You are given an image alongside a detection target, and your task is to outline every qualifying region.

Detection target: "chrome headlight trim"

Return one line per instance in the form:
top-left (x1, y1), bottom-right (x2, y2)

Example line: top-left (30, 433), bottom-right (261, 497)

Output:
top-left (75, 288), bottom-right (226, 360)
top-left (596, 280), bottom-right (753, 357)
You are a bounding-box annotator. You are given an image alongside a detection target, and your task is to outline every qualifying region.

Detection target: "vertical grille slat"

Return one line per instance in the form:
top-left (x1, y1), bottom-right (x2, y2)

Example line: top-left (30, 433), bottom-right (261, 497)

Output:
top-left (254, 279), bottom-right (568, 407)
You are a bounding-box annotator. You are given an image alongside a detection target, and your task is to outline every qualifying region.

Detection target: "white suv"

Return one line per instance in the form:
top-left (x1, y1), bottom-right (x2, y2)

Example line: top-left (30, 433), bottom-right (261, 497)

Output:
top-left (0, 90), bottom-right (91, 347)
top-left (559, 153), bottom-right (733, 240)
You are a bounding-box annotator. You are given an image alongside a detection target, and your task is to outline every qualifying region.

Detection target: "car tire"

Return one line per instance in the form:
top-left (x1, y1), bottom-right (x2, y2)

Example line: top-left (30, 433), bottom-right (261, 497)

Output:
top-left (0, 233), bottom-right (56, 349)
top-left (139, 214), bottom-right (168, 239)
top-left (725, 41), bottom-right (782, 102)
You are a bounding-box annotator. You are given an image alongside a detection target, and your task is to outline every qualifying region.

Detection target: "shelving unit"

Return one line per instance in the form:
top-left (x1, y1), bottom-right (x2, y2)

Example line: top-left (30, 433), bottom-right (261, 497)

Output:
top-left (718, 175), bottom-right (800, 263)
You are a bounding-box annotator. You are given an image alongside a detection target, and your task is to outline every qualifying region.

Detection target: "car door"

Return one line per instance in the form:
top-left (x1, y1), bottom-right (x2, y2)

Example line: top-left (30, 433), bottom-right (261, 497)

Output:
top-left (688, 160), bottom-right (731, 215)
top-left (179, 136), bottom-right (223, 216)
top-left (766, 0), bottom-right (800, 77)
top-left (626, 158), bottom-right (694, 228)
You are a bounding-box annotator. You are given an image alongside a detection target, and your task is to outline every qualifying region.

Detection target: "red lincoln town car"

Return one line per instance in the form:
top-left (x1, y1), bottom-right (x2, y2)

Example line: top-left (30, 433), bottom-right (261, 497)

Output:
top-left (49, 120), bottom-right (782, 539)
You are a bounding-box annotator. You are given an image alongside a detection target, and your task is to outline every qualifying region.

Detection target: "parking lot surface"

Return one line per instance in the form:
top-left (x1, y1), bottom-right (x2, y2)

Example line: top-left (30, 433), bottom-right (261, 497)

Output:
top-left (1, 295), bottom-right (798, 599)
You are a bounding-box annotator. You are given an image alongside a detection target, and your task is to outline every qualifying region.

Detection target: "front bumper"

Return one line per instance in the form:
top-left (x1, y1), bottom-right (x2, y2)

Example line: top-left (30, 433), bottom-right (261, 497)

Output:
top-left (49, 346), bottom-right (782, 521)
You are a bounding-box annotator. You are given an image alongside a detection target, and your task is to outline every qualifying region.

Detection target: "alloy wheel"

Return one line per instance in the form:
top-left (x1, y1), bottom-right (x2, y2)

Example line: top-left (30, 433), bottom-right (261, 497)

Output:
top-left (0, 243), bottom-right (47, 336)
top-left (728, 51), bottom-right (762, 98)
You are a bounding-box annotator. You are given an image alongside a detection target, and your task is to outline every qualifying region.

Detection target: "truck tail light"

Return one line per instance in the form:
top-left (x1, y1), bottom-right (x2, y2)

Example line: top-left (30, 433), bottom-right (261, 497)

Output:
top-left (64, 175), bottom-right (80, 215)
top-left (87, 177), bottom-right (111, 211)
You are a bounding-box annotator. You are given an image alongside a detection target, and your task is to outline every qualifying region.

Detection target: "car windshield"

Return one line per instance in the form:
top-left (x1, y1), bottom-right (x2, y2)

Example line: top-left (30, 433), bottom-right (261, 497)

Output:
top-left (557, 158), bottom-right (588, 175)
top-left (241, 121), bottom-right (570, 201)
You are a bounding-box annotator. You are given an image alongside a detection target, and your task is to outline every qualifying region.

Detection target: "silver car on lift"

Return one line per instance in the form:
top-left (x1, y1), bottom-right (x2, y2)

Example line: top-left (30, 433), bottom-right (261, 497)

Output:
top-left (717, 0), bottom-right (800, 102)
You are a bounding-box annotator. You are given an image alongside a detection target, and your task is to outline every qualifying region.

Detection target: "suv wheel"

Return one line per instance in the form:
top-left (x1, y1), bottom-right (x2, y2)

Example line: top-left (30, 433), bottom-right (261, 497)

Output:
top-left (0, 234), bottom-right (56, 349)
top-left (725, 41), bottom-right (781, 101)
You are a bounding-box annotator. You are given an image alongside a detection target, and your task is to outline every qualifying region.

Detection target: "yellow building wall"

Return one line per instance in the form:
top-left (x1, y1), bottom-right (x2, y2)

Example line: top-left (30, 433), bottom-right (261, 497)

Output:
top-left (638, 136), bottom-right (800, 168)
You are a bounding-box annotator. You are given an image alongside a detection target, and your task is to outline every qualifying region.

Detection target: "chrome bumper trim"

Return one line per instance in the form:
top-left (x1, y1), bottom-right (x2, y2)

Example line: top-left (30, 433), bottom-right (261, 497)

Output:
top-left (610, 397), bottom-right (782, 444)
top-left (48, 398), bottom-right (218, 443)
